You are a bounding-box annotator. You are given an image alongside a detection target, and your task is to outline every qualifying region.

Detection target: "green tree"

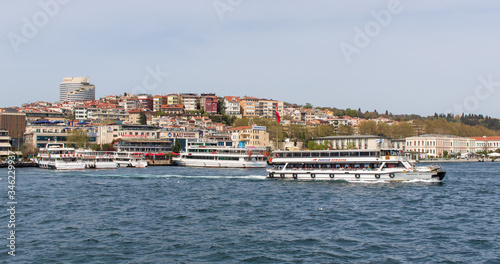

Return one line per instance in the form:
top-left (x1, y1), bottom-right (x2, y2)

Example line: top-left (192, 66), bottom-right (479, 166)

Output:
top-left (359, 121), bottom-right (377, 135)
top-left (172, 138), bottom-right (181, 153)
top-left (233, 117), bottom-right (250, 127)
top-left (337, 124), bottom-right (354, 135)
top-left (304, 103), bottom-right (313, 109)
top-left (21, 143), bottom-right (37, 158)
top-left (66, 129), bottom-right (90, 148)
top-left (313, 125), bottom-right (335, 138)
top-left (139, 111), bottom-right (147, 125)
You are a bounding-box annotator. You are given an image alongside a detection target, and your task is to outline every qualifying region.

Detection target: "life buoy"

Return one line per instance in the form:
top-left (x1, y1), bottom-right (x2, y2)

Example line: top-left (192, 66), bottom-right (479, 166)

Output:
top-left (311, 174), bottom-right (316, 178)
top-left (355, 174), bottom-right (360, 179)
top-left (375, 174), bottom-right (380, 179)
top-left (389, 173), bottom-right (395, 178)
top-left (292, 174), bottom-right (298, 179)
top-left (269, 173), bottom-right (274, 178)
top-left (280, 173), bottom-right (285, 178)
top-left (329, 174), bottom-right (335, 178)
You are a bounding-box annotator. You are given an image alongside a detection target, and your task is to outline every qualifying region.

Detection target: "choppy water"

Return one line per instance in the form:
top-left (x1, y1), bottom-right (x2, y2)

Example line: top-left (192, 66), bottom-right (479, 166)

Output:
top-left (1, 162), bottom-right (499, 263)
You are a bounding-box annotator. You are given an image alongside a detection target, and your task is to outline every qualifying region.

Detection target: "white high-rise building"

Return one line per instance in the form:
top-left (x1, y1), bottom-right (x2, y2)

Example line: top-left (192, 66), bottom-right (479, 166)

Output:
top-left (60, 77), bottom-right (95, 102)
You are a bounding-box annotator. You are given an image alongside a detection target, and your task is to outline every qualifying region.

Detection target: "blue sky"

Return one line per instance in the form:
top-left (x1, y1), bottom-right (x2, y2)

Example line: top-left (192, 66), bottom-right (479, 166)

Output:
top-left (1, 0), bottom-right (500, 117)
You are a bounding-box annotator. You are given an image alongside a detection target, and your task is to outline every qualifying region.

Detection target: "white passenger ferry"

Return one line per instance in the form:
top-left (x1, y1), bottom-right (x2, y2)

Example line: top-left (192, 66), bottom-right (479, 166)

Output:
top-left (38, 143), bottom-right (86, 170)
top-left (114, 151), bottom-right (148, 168)
top-left (174, 145), bottom-right (268, 168)
top-left (76, 150), bottom-right (118, 169)
top-left (267, 149), bottom-right (446, 181)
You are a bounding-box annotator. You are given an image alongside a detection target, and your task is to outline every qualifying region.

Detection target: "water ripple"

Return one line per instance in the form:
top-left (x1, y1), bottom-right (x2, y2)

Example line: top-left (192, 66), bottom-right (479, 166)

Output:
top-left (1, 163), bottom-right (500, 263)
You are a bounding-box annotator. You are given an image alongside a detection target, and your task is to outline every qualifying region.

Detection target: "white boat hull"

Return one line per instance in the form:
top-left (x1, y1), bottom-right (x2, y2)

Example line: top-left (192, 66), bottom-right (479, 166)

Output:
top-left (84, 161), bottom-right (118, 169)
top-left (116, 160), bottom-right (148, 168)
top-left (39, 161), bottom-right (86, 170)
top-left (266, 169), bottom-right (445, 182)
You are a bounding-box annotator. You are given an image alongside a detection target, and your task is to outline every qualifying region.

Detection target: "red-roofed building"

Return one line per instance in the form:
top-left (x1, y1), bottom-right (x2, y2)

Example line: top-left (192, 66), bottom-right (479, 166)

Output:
top-left (160, 104), bottom-right (184, 115)
top-left (470, 136), bottom-right (500, 152)
top-left (224, 96), bottom-right (241, 115)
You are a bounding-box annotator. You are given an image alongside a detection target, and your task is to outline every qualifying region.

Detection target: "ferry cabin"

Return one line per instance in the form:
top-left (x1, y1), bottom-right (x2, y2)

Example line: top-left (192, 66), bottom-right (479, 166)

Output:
top-left (270, 149), bottom-right (410, 170)
top-left (176, 145), bottom-right (268, 168)
top-left (184, 146), bottom-right (267, 163)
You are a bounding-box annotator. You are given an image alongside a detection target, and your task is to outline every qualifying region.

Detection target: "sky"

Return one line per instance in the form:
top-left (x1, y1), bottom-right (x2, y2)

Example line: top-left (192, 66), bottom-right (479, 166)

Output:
top-left (1, 0), bottom-right (500, 117)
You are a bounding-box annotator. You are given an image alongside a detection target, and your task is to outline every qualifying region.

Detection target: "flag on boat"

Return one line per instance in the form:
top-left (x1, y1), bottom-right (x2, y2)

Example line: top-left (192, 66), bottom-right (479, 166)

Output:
top-left (275, 104), bottom-right (281, 123)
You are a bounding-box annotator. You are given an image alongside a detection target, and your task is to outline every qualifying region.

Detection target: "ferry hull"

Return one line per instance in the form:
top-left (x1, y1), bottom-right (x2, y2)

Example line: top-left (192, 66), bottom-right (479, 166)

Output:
top-left (85, 162), bottom-right (118, 169)
top-left (266, 170), bottom-right (445, 182)
top-left (39, 162), bottom-right (86, 170)
top-left (116, 161), bottom-right (148, 168)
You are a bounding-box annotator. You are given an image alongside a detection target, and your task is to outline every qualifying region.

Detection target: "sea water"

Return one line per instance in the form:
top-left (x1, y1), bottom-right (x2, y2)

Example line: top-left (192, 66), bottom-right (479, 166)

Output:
top-left (0, 162), bottom-right (499, 263)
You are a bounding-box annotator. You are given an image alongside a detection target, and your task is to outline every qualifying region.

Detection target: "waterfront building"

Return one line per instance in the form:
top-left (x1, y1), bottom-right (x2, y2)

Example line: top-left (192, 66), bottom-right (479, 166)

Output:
top-left (229, 126), bottom-right (270, 147)
top-left (60, 77), bottom-right (95, 102)
top-left (469, 136), bottom-right (500, 152)
top-left (223, 96), bottom-right (241, 116)
top-left (98, 124), bottom-right (161, 145)
top-left (24, 125), bottom-right (98, 149)
top-left (405, 134), bottom-right (475, 157)
top-left (0, 130), bottom-right (11, 157)
top-left (313, 135), bottom-right (394, 150)
top-left (0, 112), bottom-right (26, 149)
top-left (113, 138), bottom-right (171, 153)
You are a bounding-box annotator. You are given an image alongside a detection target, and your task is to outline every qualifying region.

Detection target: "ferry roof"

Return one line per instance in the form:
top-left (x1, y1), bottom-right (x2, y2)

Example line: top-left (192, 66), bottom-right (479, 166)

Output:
top-left (273, 148), bottom-right (400, 153)
top-left (314, 135), bottom-right (390, 140)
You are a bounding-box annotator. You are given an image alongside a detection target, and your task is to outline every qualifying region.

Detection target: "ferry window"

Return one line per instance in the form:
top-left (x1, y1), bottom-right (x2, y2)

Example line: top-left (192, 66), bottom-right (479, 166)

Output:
top-left (320, 152), bottom-right (329, 157)
top-left (286, 153), bottom-right (293, 157)
top-left (311, 152), bottom-right (319, 157)
top-left (331, 152), bottom-right (339, 157)
top-left (292, 153), bottom-right (301, 157)
top-left (360, 152), bottom-right (369, 157)
top-left (340, 152), bottom-right (348, 157)
top-left (350, 152), bottom-right (358, 157)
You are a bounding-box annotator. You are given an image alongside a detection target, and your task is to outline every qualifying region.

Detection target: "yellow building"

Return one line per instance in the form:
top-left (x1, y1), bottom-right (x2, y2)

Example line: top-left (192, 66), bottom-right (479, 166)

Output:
top-left (229, 126), bottom-right (270, 147)
top-left (167, 93), bottom-right (180, 106)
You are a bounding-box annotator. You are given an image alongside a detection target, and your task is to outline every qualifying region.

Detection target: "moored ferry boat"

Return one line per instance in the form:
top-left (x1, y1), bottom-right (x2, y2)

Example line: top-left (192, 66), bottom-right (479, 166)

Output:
top-left (174, 145), bottom-right (268, 168)
top-left (38, 143), bottom-right (86, 170)
top-left (76, 150), bottom-right (118, 169)
top-left (114, 151), bottom-right (148, 168)
top-left (267, 149), bottom-right (445, 182)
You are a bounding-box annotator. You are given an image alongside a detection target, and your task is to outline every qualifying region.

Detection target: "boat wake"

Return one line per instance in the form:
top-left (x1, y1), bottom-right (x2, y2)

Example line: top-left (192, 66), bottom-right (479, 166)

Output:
top-left (342, 178), bottom-right (441, 184)
top-left (82, 173), bottom-right (267, 180)
top-left (159, 174), bottom-right (267, 180)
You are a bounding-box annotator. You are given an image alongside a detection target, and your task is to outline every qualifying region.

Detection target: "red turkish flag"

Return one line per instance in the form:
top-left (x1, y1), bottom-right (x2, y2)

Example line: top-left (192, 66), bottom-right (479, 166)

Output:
top-left (275, 104), bottom-right (281, 123)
